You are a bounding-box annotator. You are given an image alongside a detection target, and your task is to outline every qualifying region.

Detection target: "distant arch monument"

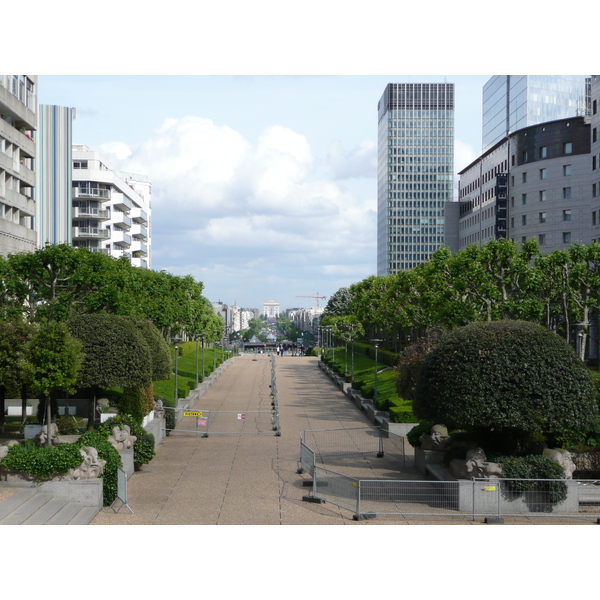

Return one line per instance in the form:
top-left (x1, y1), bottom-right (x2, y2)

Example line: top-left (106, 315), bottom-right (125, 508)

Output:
top-left (263, 301), bottom-right (280, 321)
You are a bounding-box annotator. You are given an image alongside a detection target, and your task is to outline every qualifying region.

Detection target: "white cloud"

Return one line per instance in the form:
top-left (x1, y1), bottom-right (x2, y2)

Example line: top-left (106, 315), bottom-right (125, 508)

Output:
top-left (103, 115), bottom-right (377, 307)
top-left (327, 139), bottom-right (377, 180)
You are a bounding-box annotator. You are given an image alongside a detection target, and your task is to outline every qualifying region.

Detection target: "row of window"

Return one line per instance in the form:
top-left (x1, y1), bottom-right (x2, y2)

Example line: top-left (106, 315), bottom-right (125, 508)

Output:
top-left (510, 210), bottom-right (572, 227)
top-left (517, 142), bottom-right (573, 164)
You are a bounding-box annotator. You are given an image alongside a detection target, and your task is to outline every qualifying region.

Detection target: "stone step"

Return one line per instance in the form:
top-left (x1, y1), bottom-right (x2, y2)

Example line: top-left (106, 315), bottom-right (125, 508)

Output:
top-left (0, 491), bottom-right (54, 525)
top-left (22, 496), bottom-right (68, 525)
top-left (0, 488), bottom-right (102, 525)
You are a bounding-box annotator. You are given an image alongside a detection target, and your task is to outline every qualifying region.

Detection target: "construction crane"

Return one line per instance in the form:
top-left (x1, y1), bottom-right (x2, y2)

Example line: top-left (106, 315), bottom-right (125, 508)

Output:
top-left (296, 293), bottom-right (328, 309)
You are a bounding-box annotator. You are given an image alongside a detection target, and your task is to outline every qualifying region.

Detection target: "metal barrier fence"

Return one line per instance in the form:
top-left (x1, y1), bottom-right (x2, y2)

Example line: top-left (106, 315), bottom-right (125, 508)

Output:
top-left (300, 426), bottom-right (407, 466)
top-left (164, 354), bottom-right (281, 437)
top-left (300, 430), bottom-right (600, 521)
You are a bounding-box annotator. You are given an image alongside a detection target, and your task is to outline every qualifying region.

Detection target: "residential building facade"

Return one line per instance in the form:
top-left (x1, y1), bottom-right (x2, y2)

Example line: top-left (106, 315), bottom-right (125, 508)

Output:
top-left (71, 145), bottom-right (151, 268)
top-left (377, 82), bottom-right (456, 276)
top-left (0, 75), bottom-right (37, 256)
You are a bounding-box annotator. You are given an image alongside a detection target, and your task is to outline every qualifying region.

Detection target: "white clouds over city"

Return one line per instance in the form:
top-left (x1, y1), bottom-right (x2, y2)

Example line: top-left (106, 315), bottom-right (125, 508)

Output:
top-left (100, 115), bottom-right (377, 306)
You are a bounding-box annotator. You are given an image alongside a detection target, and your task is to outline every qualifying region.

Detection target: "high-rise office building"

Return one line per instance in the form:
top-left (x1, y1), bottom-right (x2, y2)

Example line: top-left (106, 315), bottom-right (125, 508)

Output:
top-left (482, 75), bottom-right (590, 152)
top-left (36, 105), bottom-right (74, 246)
top-left (0, 75), bottom-right (37, 256)
top-left (377, 82), bottom-right (455, 275)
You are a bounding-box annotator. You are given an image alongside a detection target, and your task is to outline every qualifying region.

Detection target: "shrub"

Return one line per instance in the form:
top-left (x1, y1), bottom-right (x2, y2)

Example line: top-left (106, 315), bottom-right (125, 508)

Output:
top-left (406, 423), bottom-right (432, 448)
top-left (494, 454), bottom-right (568, 506)
top-left (396, 328), bottom-right (445, 400)
top-left (0, 441), bottom-right (83, 480)
top-left (97, 414), bottom-right (155, 469)
top-left (77, 429), bottom-right (122, 506)
top-left (414, 320), bottom-right (597, 435)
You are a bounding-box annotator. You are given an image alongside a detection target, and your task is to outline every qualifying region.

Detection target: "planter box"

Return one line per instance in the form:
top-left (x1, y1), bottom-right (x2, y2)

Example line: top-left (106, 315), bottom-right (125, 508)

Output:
top-left (24, 423), bottom-right (42, 439)
top-left (6, 407), bottom-right (32, 417)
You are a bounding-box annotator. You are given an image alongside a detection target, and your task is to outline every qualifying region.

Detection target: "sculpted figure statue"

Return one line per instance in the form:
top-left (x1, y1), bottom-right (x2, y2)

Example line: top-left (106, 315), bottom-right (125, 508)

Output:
top-left (108, 425), bottom-right (137, 450)
top-left (543, 448), bottom-right (576, 479)
top-left (34, 423), bottom-right (59, 447)
top-left (96, 398), bottom-right (110, 415)
top-left (449, 447), bottom-right (504, 480)
top-left (67, 446), bottom-right (106, 480)
top-left (154, 399), bottom-right (165, 419)
top-left (419, 424), bottom-right (450, 451)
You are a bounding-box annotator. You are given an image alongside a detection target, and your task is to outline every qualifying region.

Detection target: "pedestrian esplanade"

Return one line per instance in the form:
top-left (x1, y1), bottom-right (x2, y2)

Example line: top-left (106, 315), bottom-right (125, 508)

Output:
top-left (90, 353), bottom-right (426, 525)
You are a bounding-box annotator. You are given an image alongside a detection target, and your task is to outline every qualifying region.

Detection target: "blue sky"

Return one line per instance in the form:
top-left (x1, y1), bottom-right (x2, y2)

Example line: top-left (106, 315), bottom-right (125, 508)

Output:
top-left (37, 74), bottom-right (490, 310)
top-left (18, 1), bottom-right (592, 312)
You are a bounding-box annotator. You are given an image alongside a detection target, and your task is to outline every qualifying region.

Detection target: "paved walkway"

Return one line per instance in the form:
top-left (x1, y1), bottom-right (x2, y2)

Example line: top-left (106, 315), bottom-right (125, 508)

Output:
top-left (89, 354), bottom-right (595, 526)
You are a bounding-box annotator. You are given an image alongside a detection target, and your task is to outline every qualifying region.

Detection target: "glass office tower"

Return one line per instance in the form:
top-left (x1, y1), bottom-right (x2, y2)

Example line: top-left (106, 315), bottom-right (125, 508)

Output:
top-left (377, 83), bottom-right (455, 275)
top-left (482, 75), bottom-right (590, 152)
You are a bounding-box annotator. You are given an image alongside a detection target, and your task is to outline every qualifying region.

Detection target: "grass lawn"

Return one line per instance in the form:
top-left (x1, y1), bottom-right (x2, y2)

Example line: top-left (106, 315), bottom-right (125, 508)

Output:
top-left (322, 347), bottom-right (417, 423)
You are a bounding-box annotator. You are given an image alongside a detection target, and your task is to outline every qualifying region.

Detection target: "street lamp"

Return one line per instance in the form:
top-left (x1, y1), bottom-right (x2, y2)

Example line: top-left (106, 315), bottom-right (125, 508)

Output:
top-left (213, 330), bottom-right (218, 370)
top-left (199, 332), bottom-right (206, 381)
top-left (371, 338), bottom-right (382, 405)
top-left (172, 337), bottom-right (182, 404)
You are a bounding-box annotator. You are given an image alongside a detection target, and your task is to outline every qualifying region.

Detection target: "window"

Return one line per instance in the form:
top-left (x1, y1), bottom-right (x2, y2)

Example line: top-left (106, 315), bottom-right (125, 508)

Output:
top-left (594, 183), bottom-right (597, 198)
top-left (563, 165), bottom-right (572, 176)
top-left (539, 190), bottom-right (546, 202)
top-left (563, 209), bottom-right (572, 222)
top-left (511, 196), bottom-right (514, 207)
top-left (594, 128), bottom-right (597, 143)
top-left (521, 236), bottom-right (527, 243)
top-left (594, 211), bottom-right (597, 226)
top-left (522, 172), bottom-right (527, 183)
top-left (540, 146), bottom-right (547, 158)
top-left (73, 160), bottom-right (88, 169)
top-left (540, 168), bottom-right (547, 179)
top-left (594, 156), bottom-right (597, 171)
top-left (539, 212), bottom-right (546, 223)
top-left (522, 150), bottom-right (528, 162)
top-left (510, 217), bottom-right (514, 228)
top-left (563, 187), bottom-right (572, 199)
top-left (563, 232), bottom-right (572, 244)
top-left (522, 193), bottom-right (527, 205)
top-left (522, 214), bottom-right (527, 226)
top-left (539, 233), bottom-right (546, 245)
top-left (595, 99), bottom-right (598, 115)
top-left (564, 142), bottom-right (573, 154)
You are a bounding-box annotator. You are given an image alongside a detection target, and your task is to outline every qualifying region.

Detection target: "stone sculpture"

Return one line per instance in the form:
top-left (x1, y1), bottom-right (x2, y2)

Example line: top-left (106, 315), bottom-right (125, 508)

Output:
top-left (543, 448), bottom-right (576, 479)
top-left (108, 424), bottom-right (137, 450)
top-left (67, 446), bottom-right (106, 480)
top-left (419, 424), bottom-right (450, 451)
top-left (0, 440), bottom-right (19, 461)
top-left (449, 447), bottom-right (504, 480)
top-left (154, 398), bottom-right (165, 419)
top-left (34, 423), bottom-right (59, 447)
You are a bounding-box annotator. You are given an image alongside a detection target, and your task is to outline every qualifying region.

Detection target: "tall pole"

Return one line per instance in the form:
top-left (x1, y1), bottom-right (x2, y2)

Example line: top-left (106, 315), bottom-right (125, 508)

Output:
top-left (195, 335), bottom-right (199, 386)
top-left (213, 330), bottom-right (218, 370)
top-left (371, 338), bottom-right (382, 405)
top-left (173, 337), bottom-right (182, 404)
top-left (200, 333), bottom-right (206, 380)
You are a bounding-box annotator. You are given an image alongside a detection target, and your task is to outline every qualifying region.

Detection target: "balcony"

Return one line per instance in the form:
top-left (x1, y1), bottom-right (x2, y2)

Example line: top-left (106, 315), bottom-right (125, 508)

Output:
top-left (132, 243), bottom-right (148, 258)
top-left (112, 193), bottom-right (132, 212)
top-left (72, 207), bottom-right (111, 220)
top-left (72, 226), bottom-right (110, 240)
top-left (73, 187), bottom-right (110, 200)
top-left (132, 209), bottom-right (148, 225)
top-left (113, 232), bottom-right (131, 248)
top-left (113, 213), bottom-right (132, 230)
top-left (132, 226), bottom-right (148, 241)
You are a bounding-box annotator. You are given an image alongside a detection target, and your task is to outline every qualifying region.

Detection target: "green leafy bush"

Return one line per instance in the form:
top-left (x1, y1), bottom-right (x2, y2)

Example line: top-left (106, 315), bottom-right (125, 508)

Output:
top-left (97, 414), bottom-right (155, 469)
top-left (494, 454), bottom-right (568, 505)
top-left (0, 441), bottom-right (83, 480)
top-left (406, 423), bottom-right (432, 448)
top-left (414, 321), bottom-right (598, 434)
top-left (77, 429), bottom-right (122, 505)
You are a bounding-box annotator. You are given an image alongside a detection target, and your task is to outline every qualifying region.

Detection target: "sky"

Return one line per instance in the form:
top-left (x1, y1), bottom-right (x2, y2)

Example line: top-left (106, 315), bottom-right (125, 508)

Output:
top-left (37, 74), bottom-right (489, 311)
top-left (17, 2), bottom-right (593, 314)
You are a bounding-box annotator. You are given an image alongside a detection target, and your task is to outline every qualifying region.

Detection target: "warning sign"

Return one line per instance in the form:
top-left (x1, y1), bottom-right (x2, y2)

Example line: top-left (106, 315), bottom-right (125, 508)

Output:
top-left (184, 411), bottom-right (203, 417)
top-left (237, 413), bottom-right (246, 420)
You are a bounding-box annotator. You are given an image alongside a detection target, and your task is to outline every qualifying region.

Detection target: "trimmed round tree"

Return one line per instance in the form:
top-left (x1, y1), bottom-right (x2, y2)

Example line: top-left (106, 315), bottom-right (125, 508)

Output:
top-left (68, 314), bottom-right (152, 427)
top-left (413, 321), bottom-right (597, 447)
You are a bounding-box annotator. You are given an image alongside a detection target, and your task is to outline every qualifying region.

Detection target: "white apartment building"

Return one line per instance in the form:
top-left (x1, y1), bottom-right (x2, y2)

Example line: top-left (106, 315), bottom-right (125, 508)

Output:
top-left (72, 145), bottom-right (151, 268)
top-left (0, 75), bottom-right (37, 256)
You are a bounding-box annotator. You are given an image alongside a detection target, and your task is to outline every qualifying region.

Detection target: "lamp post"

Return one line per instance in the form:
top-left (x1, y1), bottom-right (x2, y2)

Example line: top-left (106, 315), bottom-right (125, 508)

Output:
top-left (213, 330), bottom-right (218, 370)
top-left (343, 333), bottom-right (348, 378)
top-left (371, 338), bottom-right (382, 405)
top-left (172, 337), bottom-right (182, 404)
top-left (200, 332), bottom-right (206, 381)
top-left (195, 334), bottom-right (200, 386)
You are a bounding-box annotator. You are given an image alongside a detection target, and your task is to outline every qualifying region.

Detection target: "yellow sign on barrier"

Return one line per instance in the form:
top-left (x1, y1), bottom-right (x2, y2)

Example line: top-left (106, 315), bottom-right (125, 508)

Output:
top-left (183, 411), bottom-right (203, 417)
top-left (483, 486), bottom-right (497, 491)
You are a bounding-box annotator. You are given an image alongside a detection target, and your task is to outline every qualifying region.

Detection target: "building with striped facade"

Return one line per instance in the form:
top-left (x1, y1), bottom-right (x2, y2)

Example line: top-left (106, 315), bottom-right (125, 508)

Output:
top-left (36, 105), bottom-right (74, 246)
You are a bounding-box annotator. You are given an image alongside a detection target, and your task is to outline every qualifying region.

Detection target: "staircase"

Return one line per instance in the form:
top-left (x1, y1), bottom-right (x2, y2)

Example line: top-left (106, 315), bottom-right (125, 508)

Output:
top-left (0, 484), bottom-right (102, 525)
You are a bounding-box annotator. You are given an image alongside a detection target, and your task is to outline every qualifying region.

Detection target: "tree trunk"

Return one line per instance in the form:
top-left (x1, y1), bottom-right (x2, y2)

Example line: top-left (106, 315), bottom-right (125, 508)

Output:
top-left (20, 383), bottom-right (28, 428)
top-left (45, 394), bottom-right (52, 446)
top-left (0, 385), bottom-right (5, 435)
